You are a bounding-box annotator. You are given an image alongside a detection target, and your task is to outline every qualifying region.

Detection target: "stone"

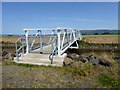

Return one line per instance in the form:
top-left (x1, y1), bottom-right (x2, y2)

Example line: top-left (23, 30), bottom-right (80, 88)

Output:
top-left (2, 50), bottom-right (8, 56)
top-left (87, 55), bottom-right (99, 66)
top-left (80, 53), bottom-right (90, 58)
top-left (63, 57), bottom-right (74, 66)
top-left (67, 53), bottom-right (80, 61)
top-left (79, 57), bottom-right (88, 63)
top-left (79, 54), bottom-right (90, 63)
top-left (71, 61), bottom-right (83, 67)
top-left (113, 55), bottom-right (120, 63)
top-left (99, 59), bottom-right (112, 67)
top-left (4, 53), bottom-right (15, 61)
top-left (66, 53), bottom-right (112, 67)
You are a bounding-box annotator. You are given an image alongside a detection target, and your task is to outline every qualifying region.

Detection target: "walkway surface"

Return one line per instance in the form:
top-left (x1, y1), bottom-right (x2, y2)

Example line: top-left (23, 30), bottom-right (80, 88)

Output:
top-left (31, 44), bottom-right (53, 53)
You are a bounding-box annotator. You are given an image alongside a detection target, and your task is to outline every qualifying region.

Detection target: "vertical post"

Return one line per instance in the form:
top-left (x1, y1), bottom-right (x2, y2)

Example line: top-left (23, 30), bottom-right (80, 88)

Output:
top-left (57, 29), bottom-right (61, 57)
top-left (70, 31), bottom-right (72, 43)
top-left (15, 43), bottom-right (18, 60)
top-left (40, 30), bottom-right (43, 53)
top-left (22, 39), bottom-right (24, 54)
top-left (61, 30), bottom-right (66, 50)
top-left (73, 30), bottom-right (76, 41)
top-left (25, 30), bottom-right (29, 53)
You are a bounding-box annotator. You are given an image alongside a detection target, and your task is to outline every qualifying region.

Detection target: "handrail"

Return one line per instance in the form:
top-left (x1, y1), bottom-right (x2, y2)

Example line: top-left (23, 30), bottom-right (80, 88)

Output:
top-left (15, 36), bottom-right (26, 60)
top-left (17, 44), bottom-right (26, 52)
top-left (49, 36), bottom-right (57, 64)
top-left (15, 36), bottom-right (25, 43)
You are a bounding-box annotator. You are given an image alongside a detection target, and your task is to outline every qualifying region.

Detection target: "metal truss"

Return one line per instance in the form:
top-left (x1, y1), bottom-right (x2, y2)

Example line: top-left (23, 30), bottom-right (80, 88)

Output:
top-left (15, 28), bottom-right (82, 64)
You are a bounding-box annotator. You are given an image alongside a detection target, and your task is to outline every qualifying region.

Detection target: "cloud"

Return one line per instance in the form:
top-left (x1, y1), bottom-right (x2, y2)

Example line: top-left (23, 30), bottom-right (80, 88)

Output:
top-left (69, 18), bottom-right (109, 23)
top-left (48, 17), bottom-right (109, 23)
top-left (69, 18), bottom-right (89, 21)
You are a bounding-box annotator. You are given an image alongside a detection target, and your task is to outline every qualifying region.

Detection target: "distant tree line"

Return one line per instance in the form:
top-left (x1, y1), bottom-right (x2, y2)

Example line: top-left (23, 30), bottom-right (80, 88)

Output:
top-left (94, 32), bottom-right (117, 35)
top-left (94, 32), bottom-right (111, 35)
top-left (82, 32), bottom-right (118, 35)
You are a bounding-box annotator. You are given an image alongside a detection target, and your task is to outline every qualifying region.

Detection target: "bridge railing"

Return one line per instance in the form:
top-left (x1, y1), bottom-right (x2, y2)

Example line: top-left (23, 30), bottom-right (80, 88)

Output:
top-left (15, 36), bottom-right (26, 60)
top-left (27, 30), bottom-right (58, 53)
top-left (15, 28), bottom-right (82, 63)
top-left (57, 29), bottom-right (82, 56)
top-left (49, 36), bottom-right (58, 64)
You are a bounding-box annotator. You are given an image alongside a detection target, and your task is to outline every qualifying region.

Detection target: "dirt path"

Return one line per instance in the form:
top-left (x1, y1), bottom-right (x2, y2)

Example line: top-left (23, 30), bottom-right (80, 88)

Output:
top-left (2, 65), bottom-right (89, 88)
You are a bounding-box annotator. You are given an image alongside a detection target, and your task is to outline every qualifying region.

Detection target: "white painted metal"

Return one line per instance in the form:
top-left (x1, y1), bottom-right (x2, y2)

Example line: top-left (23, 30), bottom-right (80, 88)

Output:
top-left (25, 30), bottom-right (29, 53)
top-left (61, 31), bottom-right (66, 50)
top-left (24, 28), bottom-right (55, 31)
top-left (57, 29), bottom-right (61, 57)
top-left (29, 31), bottom-right (40, 50)
top-left (16, 28), bottom-right (82, 64)
top-left (40, 30), bottom-right (43, 52)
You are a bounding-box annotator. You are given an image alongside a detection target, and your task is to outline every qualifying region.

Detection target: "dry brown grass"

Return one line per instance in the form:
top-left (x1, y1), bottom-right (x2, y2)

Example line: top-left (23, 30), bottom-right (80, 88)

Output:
top-left (83, 37), bottom-right (119, 44)
top-left (1, 35), bottom-right (119, 44)
top-left (1, 36), bottom-right (53, 44)
top-left (0, 36), bottom-right (20, 43)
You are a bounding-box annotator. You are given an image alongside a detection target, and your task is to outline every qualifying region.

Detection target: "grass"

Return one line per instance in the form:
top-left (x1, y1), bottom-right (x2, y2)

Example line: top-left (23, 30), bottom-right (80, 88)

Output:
top-left (2, 61), bottom-right (96, 77)
top-left (2, 61), bottom-right (59, 68)
top-left (78, 40), bottom-right (119, 47)
top-left (1, 34), bottom-right (119, 43)
top-left (2, 60), bottom-right (120, 88)
top-left (0, 36), bottom-right (21, 43)
top-left (98, 74), bottom-right (120, 88)
top-left (62, 64), bottom-right (96, 77)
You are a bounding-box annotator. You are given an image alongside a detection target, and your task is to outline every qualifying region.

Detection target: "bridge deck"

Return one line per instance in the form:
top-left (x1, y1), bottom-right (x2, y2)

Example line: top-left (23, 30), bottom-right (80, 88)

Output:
top-left (31, 44), bottom-right (53, 53)
top-left (14, 53), bottom-right (67, 66)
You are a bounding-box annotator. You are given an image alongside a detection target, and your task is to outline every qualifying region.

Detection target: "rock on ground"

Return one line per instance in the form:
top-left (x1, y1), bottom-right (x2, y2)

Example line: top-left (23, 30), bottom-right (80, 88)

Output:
top-left (65, 53), bottom-right (112, 67)
top-left (113, 55), bottom-right (120, 63)
top-left (1, 50), bottom-right (15, 62)
top-left (63, 58), bottom-right (74, 66)
top-left (67, 53), bottom-right (80, 61)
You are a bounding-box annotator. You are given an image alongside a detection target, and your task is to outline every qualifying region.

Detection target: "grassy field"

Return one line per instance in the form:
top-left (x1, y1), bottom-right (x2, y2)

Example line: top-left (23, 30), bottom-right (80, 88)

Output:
top-left (0, 36), bottom-right (21, 43)
top-left (82, 34), bottom-right (119, 44)
top-left (82, 34), bottom-right (119, 38)
top-left (1, 34), bottom-right (120, 88)
top-left (1, 34), bottom-right (119, 43)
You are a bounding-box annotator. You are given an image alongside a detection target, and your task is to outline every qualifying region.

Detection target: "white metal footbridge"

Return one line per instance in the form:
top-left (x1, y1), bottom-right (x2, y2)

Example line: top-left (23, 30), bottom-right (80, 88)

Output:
top-left (14, 28), bottom-right (82, 66)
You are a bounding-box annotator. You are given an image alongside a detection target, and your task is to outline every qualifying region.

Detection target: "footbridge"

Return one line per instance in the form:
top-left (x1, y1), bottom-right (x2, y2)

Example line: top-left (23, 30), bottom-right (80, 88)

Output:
top-left (14, 28), bottom-right (82, 66)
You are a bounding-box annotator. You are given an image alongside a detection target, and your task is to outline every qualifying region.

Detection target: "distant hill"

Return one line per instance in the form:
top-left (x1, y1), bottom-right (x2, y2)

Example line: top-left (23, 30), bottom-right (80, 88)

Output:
top-left (80, 30), bottom-right (119, 35)
top-left (1, 29), bottom-right (119, 36)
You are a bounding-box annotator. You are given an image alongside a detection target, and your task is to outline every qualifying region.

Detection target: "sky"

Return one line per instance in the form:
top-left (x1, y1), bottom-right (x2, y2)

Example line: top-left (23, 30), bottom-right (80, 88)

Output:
top-left (2, 2), bottom-right (118, 35)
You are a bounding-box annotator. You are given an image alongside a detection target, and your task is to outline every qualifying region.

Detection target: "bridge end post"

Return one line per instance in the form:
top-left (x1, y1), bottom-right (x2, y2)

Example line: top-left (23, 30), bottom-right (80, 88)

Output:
top-left (25, 30), bottom-right (29, 54)
top-left (57, 29), bottom-right (61, 57)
